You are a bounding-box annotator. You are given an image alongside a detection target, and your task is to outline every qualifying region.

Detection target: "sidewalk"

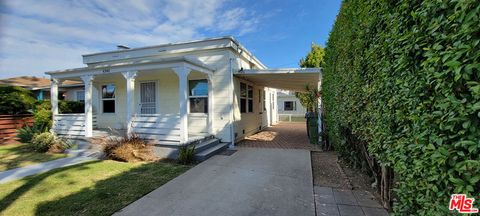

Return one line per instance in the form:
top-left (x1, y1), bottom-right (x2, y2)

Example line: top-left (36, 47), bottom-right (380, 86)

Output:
top-left (0, 140), bottom-right (100, 184)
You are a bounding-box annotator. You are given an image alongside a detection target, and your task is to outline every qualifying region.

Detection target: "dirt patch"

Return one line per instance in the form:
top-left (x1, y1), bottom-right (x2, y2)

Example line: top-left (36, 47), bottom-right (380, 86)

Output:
top-left (311, 151), bottom-right (351, 189)
top-left (338, 159), bottom-right (382, 202)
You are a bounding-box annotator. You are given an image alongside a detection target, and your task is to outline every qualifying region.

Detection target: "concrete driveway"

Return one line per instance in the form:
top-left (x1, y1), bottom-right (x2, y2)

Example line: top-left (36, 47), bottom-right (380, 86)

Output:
top-left (115, 148), bottom-right (315, 216)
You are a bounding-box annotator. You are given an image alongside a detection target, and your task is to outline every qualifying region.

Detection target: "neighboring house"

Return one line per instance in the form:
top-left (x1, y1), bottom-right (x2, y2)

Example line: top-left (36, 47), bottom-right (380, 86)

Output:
top-left (277, 90), bottom-right (307, 122)
top-left (0, 76), bottom-right (83, 101)
top-left (45, 36), bottom-right (321, 158)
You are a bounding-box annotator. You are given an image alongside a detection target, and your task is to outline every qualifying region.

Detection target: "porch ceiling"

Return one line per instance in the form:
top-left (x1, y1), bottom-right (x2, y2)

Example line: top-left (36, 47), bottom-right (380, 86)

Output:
top-left (234, 68), bottom-right (321, 92)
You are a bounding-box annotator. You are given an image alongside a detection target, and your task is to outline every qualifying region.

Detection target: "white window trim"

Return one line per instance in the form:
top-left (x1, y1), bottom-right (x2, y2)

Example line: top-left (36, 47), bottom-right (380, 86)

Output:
top-left (240, 81), bottom-right (254, 114)
top-left (136, 80), bottom-right (160, 114)
top-left (284, 101), bottom-right (296, 111)
top-left (188, 79), bottom-right (209, 114)
top-left (100, 83), bottom-right (116, 114)
top-left (74, 90), bottom-right (85, 102)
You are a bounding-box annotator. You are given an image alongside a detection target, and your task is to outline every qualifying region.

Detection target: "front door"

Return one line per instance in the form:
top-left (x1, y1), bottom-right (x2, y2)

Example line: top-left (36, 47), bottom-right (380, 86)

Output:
top-left (140, 82), bottom-right (156, 114)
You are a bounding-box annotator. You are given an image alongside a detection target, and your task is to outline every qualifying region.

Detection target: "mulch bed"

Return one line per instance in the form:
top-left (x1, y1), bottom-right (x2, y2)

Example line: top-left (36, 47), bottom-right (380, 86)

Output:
top-left (311, 151), bottom-right (351, 189)
top-left (311, 150), bottom-right (383, 202)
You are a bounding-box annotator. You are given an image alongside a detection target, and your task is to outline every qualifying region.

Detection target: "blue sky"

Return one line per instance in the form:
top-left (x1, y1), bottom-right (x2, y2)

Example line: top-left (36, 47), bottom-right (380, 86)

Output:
top-left (0, 0), bottom-right (341, 78)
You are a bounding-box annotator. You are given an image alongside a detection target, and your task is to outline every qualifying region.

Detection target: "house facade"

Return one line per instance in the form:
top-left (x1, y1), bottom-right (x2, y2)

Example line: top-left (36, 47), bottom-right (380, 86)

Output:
top-left (277, 90), bottom-right (307, 122)
top-left (46, 36), bottom-right (321, 156)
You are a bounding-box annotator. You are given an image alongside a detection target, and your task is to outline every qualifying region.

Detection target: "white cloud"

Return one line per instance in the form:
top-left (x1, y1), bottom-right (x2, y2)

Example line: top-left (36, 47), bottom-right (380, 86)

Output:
top-left (0, 0), bottom-right (263, 78)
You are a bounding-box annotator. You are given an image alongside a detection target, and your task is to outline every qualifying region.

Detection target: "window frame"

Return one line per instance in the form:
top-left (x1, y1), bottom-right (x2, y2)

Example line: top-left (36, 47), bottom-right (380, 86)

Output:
top-left (100, 83), bottom-right (116, 114)
top-left (284, 101), bottom-right (296, 111)
top-left (240, 82), bottom-right (254, 114)
top-left (188, 79), bottom-right (209, 114)
top-left (75, 90), bottom-right (85, 103)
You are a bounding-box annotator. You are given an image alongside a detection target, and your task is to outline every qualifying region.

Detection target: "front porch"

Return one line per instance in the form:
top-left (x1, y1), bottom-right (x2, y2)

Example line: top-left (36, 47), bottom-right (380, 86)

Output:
top-left (48, 57), bottom-right (216, 146)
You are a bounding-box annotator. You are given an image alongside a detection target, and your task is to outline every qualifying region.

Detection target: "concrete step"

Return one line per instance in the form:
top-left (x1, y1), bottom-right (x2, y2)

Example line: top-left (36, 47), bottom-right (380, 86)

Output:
top-left (194, 142), bottom-right (229, 162)
top-left (194, 138), bottom-right (220, 153)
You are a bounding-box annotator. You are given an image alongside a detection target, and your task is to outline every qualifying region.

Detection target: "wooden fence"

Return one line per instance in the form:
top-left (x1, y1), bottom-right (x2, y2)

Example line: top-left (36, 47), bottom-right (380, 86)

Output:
top-left (0, 114), bottom-right (34, 144)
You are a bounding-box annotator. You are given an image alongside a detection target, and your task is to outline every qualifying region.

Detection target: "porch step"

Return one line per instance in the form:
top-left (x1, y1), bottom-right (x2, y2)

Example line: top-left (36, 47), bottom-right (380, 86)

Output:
top-left (194, 138), bottom-right (220, 153)
top-left (194, 142), bottom-right (229, 162)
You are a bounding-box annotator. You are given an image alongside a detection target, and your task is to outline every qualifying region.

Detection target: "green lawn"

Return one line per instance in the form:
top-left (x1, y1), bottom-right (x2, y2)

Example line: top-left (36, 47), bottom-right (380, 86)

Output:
top-left (0, 144), bottom-right (67, 172)
top-left (0, 160), bottom-right (190, 216)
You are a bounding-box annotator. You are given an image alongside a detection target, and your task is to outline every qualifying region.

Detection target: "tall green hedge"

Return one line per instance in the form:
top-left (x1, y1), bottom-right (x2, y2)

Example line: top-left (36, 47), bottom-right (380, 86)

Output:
top-left (323, 0), bottom-right (479, 214)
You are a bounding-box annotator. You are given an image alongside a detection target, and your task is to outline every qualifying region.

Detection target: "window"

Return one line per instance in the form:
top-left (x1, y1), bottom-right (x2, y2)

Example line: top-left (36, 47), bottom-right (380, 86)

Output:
top-left (240, 82), bottom-right (254, 113)
top-left (248, 85), bottom-right (253, 113)
top-left (263, 90), bottom-right (266, 111)
top-left (189, 79), bottom-right (208, 113)
top-left (101, 84), bottom-right (115, 113)
top-left (75, 90), bottom-right (85, 103)
top-left (284, 101), bottom-right (296, 111)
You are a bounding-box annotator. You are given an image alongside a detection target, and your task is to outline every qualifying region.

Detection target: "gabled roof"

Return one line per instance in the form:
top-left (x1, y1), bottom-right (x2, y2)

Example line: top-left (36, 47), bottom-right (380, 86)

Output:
top-left (0, 76), bottom-right (82, 90)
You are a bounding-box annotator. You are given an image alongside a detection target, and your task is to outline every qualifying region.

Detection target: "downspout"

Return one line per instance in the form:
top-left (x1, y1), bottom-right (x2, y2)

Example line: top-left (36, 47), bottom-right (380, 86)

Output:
top-left (229, 56), bottom-right (235, 149)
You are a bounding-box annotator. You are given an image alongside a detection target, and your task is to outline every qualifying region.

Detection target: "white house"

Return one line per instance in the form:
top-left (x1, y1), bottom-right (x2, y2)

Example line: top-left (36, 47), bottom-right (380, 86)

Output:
top-left (46, 36), bottom-right (321, 159)
top-left (277, 90), bottom-right (307, 122)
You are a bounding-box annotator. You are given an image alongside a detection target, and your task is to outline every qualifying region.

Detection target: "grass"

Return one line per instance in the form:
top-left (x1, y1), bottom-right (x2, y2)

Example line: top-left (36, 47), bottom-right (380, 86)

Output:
top-left (0, 144), bottom-right (67, 172)
top-left (0, 160), bottom-right (190, 216)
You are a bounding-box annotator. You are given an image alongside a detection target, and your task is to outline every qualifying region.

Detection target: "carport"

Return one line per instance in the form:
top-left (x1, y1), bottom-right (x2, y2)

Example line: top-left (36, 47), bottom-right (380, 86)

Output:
top-left (234, 68), bottom-right (321, 92)
top-left (234, 67), bottom-right (323, 137)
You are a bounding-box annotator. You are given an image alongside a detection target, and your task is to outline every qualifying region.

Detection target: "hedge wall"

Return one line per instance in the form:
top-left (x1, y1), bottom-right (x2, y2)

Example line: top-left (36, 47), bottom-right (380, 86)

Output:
top-left (323, 0), bottom-right (479, 214)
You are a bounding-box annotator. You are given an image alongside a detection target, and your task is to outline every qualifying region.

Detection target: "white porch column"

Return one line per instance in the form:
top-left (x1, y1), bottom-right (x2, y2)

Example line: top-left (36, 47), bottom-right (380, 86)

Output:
top-left (50, 78), bottom-right (59, 115)
top-left (207, 74), bottom-right (214, 135)
top-left (173, 66), bottom-right (190, 144)
top-left (122, 71), bottom-right (137, 136)
top-left (81, 75), bottom-right (94, 137)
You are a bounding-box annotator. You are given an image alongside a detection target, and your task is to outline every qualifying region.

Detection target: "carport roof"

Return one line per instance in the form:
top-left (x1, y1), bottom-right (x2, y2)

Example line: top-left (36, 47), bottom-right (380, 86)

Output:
top-left (234, 68), bottom-right (321, 92)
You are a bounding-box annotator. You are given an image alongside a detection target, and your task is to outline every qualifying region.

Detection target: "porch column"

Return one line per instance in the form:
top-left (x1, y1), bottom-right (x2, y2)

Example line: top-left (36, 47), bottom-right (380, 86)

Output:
top-left (207, 74), bottom-right (214, 135)
top-left (81, 75), bottom-right (94, 137)
top-left (50, 78), bottom-right (59, 115)
top-left (173, 66), bottom-right (190, 144)
top-left (122, 71), bottom-right (137, 136)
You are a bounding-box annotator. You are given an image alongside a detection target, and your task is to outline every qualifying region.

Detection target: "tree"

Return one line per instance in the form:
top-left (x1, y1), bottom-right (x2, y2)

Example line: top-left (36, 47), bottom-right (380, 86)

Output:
top-left (0, 85), bottom-right (36, 115)
top-left (296, 43), bottom-right (325, 113)
top-left (299, 43), bottom-right (325, 68)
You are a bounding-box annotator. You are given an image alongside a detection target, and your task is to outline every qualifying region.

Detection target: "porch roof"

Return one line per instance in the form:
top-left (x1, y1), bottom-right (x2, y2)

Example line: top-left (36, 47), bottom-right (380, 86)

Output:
top-left (234, 68), bottom-right (321, 92)
top-left (45, 56), bottom-right (214, 79)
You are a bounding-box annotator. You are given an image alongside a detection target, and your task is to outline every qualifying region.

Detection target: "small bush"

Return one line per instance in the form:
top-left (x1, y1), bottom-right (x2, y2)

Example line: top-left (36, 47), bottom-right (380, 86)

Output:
top-left (16, 124), bottom-right (47, 143)
top-left (48, 137), bottom-right (73, 153)
top-left (31, 132), bottom-right (56, 152)
top-left (30, 132), bottom-right (71, 153)
top-left (103, 134), bottom-right (157, 162)
top-left (177, 145), bottom-right (196, 165)
top-left (33, 101), bottom-right (52, 129)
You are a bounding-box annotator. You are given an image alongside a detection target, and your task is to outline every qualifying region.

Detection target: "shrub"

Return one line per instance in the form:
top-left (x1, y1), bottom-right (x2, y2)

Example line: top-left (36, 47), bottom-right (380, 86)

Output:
top-left (30, 132), bottom-right (72, 153)
top-left (48, 137), bottom-right (73, 153)
top-left (31, 132), bottom-right (56, 152)
top-left (16, 124), bottom-right (48, 143)
top-left (0, 85), bottom-right (36, 115)
top-left (323, 0), bottom-right (480, 214)
top-left (59, 101), bottom-right (84, 113)
top-left (177, 145), bottom-right (196, 165)
top-left (103, 134), bottom-right (157, 162)
top-left (33, 100), bottom-right (52, 129)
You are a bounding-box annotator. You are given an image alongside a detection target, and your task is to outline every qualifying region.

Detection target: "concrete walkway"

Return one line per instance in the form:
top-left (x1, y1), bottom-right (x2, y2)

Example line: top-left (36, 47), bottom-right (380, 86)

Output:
top-left (0, 140), bottom-right (99, 183)
top-left (115, 148), bottom-right (315, 216)
top-left (315, 187), bottom-right (388, 216)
